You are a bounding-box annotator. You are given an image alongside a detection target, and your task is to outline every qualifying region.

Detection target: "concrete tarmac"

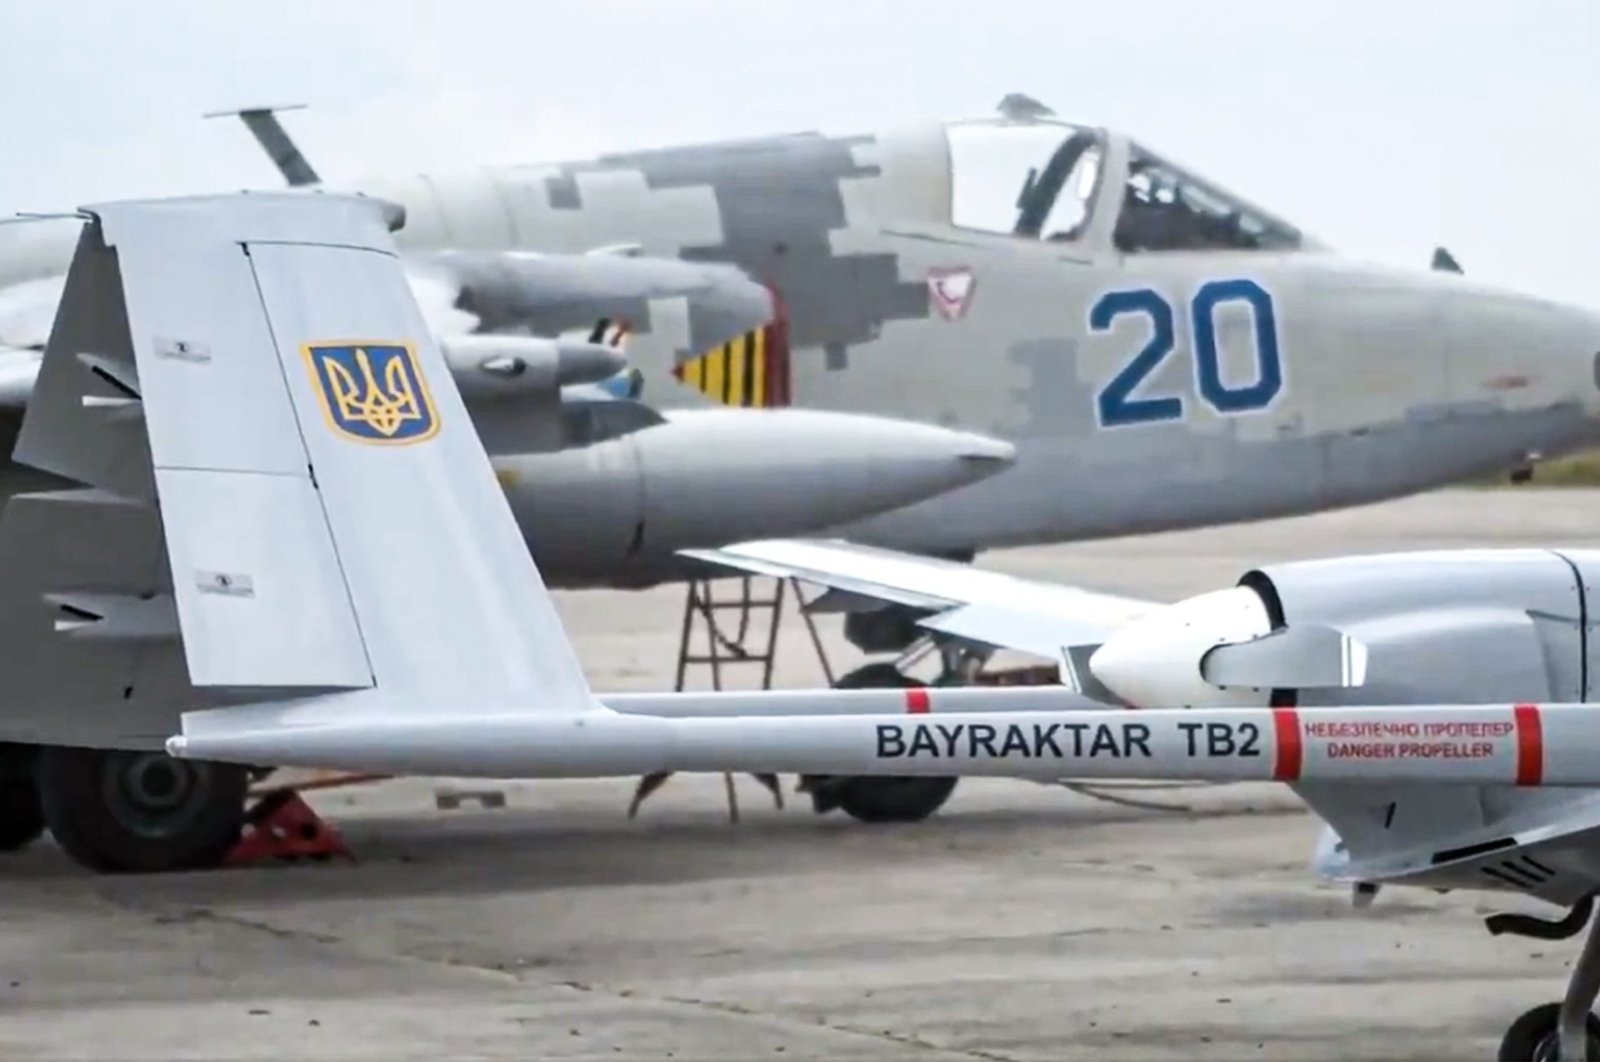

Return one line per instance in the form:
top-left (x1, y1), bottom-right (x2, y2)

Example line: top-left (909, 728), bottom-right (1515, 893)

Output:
top-left (2, 487), bottom-right (1594, 1060)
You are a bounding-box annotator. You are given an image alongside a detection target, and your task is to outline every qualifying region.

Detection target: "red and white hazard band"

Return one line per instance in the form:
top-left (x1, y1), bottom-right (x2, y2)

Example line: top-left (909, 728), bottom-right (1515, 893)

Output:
top-left (1262, 703), bottom-right (1548, 786)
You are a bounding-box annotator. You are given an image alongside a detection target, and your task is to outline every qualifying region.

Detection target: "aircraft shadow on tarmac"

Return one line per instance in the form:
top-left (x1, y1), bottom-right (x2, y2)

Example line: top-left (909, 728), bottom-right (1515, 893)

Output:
top-left (1, 785), bottom-right (1311, 910)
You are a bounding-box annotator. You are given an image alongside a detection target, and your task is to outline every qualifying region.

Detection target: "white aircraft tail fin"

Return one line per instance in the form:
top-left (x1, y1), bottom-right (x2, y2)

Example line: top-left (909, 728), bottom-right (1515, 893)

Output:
top-left (0, 192), bottom-right (592, 750)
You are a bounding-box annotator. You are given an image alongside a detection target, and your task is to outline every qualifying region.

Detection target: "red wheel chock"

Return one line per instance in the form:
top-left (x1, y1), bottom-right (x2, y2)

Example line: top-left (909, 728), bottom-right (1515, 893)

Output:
top-left (224, 788), bottom-right (354, 866)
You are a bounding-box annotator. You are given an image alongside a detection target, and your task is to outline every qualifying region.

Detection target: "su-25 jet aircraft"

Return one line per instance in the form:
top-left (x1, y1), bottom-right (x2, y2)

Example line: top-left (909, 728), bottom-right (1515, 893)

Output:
top-left (15, 190), bottom-right (1600, 1060)
top-left (2, 98), bottom-right (1597, 585)
top-left (3, 98), bottom-right (1599, 832)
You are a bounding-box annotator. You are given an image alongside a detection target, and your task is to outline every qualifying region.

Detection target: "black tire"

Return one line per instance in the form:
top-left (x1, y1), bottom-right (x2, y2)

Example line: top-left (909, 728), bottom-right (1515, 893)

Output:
top-left (1498, 1002), bottom-right (1600, 1060)
top-left (804, 663), bottom-right (959, 824)
top-left (831, 663), bottom-right (913, 690)
top-left (835, 775), bottom-right (959, 824)
top-left (37, 746), bottom-right (248, 873)
top-left (0, 776), bottom-right (45, 852)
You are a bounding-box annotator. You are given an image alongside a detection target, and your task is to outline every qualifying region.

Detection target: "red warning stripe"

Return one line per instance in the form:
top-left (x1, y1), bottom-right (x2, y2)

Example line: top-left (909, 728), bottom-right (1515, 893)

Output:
top-left (766, 286), bottom-right (792, 407)
top-left (904, 688), bottom-right (930, 714)
top-left (1514, 703), bottom-right (1543, 786)
top-left (1272, 707), bottom-right (1302, 781)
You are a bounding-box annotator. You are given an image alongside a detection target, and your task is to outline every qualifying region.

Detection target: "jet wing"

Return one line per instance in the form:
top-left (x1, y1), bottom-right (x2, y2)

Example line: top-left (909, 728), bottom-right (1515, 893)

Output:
top-left (680, 538), bottom-right (1157, 660)
top-left (0, 247), bottom-right (779, 414)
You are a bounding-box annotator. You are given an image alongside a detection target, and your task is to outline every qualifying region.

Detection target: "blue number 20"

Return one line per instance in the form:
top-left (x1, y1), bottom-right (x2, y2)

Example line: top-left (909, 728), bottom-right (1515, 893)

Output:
top-left (1092, 279), bottom-right (1281, 428)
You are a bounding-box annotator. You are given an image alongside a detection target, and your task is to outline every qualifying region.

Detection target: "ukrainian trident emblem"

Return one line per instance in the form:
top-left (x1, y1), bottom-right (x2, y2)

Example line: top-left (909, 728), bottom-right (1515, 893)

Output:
top-left (303, 342), bottom-right (440, 444)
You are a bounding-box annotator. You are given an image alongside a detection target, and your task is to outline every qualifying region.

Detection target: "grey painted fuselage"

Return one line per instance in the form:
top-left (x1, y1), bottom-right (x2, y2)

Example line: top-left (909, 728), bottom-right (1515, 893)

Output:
top-left (6, 113), bottom-right (1600, 585)
top-left (359, 117), bottom-right (1600, 570)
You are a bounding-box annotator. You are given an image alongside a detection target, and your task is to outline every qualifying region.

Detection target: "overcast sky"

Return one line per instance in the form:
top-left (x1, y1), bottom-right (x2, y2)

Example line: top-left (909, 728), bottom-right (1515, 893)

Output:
top-left (3, 1), bottom-right (1597, 307)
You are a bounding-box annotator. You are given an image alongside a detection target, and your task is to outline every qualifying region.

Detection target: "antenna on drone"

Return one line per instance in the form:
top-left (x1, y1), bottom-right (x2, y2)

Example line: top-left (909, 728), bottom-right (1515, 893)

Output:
top-left (202, 103), bottom-right (320, 187)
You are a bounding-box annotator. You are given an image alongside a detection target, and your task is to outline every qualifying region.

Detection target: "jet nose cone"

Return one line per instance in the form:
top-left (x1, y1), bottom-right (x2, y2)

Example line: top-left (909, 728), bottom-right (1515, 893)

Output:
top-left (1576, 306), bottom-right (1600, 400)
top-left (1434, 280), bottom-right (1600, 412)
top-left (1336, 263), bottom-right (1600, 471)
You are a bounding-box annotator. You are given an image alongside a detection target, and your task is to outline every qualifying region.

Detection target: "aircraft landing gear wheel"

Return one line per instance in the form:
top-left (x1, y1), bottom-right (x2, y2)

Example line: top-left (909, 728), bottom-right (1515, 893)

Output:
top-left (832, 775), bottom-right (958, 824)
top-left (36, 746), bottom-right (248, 873)
top-left (800, 663), bottom-right (959, 824)
top-left (1498, 1003), bottom-right (1600, 1060)
top-left (0, 776), bottom-right (45, 852)
top-left (1497, 894), bottom-right (1600, 1060)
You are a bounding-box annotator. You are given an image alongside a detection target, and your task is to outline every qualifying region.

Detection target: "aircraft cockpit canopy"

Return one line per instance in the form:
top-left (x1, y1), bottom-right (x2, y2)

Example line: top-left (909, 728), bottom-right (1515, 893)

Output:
top-left (1114, 143), bottom-right (1304, 253)
top-left (945, 119), bottom-right (1308, 253)
top-left (947, 119), bottom-right (1103, 241)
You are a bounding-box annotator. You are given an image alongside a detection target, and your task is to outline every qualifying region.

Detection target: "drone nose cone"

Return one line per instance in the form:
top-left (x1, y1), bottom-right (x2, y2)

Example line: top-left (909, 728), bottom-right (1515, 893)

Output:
top-left (1087, 586), bottom-right (1272, 709)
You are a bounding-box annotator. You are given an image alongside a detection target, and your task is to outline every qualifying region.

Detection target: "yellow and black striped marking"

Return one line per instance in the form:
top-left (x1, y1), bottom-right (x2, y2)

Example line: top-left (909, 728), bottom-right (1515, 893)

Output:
top-left (673, 316), bottom-right (791, 408)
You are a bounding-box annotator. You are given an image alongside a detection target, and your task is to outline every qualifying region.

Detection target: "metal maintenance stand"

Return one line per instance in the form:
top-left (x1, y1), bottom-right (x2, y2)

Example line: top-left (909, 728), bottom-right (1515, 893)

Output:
top-left (626, 574), bottom-right (835, 821)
